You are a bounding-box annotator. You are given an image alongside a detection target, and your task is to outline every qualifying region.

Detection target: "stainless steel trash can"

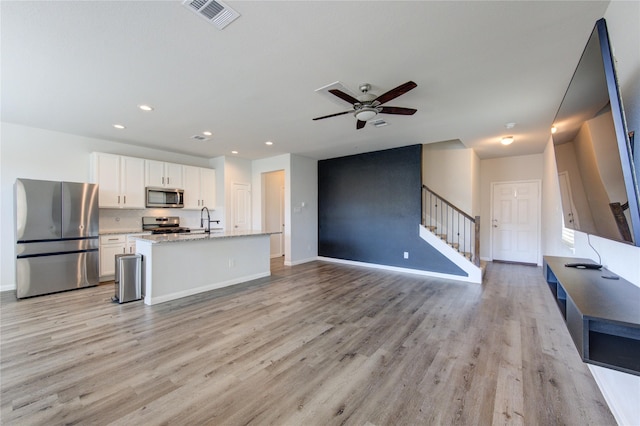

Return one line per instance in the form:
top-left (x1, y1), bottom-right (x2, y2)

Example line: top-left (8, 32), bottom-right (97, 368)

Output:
top-left (114, 253), bottom-right (142, 303)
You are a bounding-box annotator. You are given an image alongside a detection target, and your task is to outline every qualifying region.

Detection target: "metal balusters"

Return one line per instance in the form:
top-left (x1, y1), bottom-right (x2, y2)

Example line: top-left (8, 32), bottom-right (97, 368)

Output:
top-left (421, 185), bottom-right (479, 265)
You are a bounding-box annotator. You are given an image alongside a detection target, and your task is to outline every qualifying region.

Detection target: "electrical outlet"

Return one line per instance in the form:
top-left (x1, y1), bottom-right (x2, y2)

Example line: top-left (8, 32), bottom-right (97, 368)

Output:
top-left (404, 251), bottom-right (409, 259)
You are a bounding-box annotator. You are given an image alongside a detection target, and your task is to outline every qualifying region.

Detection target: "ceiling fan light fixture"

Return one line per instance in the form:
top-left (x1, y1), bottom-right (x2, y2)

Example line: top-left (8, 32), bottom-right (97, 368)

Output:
top-left (355, 108), bottom-right (377, 122)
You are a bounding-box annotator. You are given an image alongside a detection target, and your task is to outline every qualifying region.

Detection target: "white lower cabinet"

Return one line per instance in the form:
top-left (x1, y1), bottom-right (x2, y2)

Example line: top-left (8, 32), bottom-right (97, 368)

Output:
top-left (99, 235), bottom-right (126, 280)
top-left (99, 233), bottom-right (146, 281)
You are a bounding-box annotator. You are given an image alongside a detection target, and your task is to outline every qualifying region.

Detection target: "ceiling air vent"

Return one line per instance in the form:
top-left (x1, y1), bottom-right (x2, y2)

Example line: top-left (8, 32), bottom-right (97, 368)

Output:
top-left (182, 0), bottom-right (240, 30)
top-left (191, 135), bottom-right (210, 141)
top-left (372, 119), bottom-right (388, 128)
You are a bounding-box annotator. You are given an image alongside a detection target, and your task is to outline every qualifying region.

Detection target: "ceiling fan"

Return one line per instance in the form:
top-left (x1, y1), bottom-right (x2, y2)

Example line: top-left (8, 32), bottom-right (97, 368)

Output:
top-left (313, 81), bottom-right (417, 129)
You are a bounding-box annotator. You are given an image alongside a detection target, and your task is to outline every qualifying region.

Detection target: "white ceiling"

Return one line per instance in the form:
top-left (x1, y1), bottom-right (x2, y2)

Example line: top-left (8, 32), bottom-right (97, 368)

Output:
top-left (1, 1), bottom-right (611, 161)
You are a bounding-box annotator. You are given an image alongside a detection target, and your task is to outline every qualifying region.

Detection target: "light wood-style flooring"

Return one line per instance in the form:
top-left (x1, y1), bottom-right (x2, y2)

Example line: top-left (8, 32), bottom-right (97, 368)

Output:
top-left (1, 259), bottom-right (615, 425)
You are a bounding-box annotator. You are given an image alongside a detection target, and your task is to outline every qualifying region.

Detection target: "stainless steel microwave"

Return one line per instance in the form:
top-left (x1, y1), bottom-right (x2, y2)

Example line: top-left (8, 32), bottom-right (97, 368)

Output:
top-left (146, 187), bottom-right (184, 208)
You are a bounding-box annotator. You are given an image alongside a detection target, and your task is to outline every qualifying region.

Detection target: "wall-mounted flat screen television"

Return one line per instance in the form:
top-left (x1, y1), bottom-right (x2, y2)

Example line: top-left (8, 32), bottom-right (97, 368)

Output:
top-left (552, 18), bottom-right (640, 246)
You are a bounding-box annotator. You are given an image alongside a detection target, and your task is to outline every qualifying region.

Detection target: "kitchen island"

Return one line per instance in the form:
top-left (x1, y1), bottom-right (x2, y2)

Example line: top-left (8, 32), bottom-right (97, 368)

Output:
top-left (134, 230), bottom-right (277, 305)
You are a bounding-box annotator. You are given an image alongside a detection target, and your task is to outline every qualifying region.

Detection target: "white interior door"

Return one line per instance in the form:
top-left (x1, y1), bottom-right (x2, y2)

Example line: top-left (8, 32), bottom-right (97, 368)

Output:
top-left (232, 182), bottom-right (251, 231)
top-left (491, 181), bottom-right (540, 264)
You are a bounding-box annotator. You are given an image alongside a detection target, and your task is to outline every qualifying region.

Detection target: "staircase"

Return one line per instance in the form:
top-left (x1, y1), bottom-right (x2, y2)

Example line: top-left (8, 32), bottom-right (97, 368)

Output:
top-left (421, 185), bottom-right (484, 283)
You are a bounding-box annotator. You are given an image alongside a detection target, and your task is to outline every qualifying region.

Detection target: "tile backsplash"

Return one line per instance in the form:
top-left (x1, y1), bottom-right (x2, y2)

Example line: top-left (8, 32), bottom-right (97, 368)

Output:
top-left (99, 208), bottom-right (224, 233)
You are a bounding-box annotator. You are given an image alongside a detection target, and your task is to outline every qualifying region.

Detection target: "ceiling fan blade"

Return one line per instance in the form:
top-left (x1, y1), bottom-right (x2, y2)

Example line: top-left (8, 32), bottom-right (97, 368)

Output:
top-left (380, 106), bottom-right (417, 115)
top-left (313, 110), bottom-right (352, 120)
top-left (374, 81), bottom-right (417, 105)
top-left (356, 120), bottom-right (366, 129)
top-left (329, 89), bottom-right (360, 105)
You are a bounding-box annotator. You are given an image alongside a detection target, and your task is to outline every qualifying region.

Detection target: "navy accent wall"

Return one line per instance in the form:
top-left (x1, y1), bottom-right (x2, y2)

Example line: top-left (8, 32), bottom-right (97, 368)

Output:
top-left (318, 144), bottom-right (465, 276)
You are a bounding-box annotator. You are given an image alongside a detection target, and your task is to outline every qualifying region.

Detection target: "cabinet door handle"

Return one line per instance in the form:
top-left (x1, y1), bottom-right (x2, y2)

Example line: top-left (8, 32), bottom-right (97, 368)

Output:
top-left (118, 195), bottom-right (120, 204)
top-left (108, 238), bottom-right (119, 241)
top-left (123, 195), bottom-right (126, 204)
top-left (167, 177), bottom-right (170, 185)
top-left (162, 177), bottom-right (165, 185)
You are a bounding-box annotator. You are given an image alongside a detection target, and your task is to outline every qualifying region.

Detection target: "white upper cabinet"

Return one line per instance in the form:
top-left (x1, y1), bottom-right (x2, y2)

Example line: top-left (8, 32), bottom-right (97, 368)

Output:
top-left (91, 153), bottom-right (145, 209)
top-left (200, 168), bottom-right (216, 208)
top-left (183, 165), bottom-right (216, 210)
top-left (145, 160), bottom-right (184, 189)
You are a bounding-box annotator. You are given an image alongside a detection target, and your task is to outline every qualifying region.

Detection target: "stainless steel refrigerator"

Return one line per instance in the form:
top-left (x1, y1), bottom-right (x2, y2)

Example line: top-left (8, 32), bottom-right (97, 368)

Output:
top-left (15, 178), bottom-right (99, 298)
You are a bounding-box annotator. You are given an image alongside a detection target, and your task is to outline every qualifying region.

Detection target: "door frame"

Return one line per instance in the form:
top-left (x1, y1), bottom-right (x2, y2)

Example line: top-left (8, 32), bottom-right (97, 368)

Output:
top-left (489, 179), bottom-right (542, 265)
top-left (260, 170), bottom-right (285, 258)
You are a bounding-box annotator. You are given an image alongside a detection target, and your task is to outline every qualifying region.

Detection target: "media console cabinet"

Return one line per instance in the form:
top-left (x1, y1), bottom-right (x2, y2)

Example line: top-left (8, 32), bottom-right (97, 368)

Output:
top-left (543, 256), bottom-right (640, 376)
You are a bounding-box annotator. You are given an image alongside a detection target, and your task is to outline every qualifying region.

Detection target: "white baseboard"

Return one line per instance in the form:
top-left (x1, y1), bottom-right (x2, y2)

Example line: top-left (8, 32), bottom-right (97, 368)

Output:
top-left (284, 256), bottom-right (318, 266)
top-left (316, 256), bottom-right (479, 283)
top-left (0, 284), bottom-right (16, 292)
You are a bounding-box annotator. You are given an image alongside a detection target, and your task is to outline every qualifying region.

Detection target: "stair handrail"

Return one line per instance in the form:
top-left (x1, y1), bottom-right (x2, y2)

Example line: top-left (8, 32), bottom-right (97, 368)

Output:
top-left (422, 184), bottom-right (480, 267)
top-left (422, 184), bottom-right (475, 222)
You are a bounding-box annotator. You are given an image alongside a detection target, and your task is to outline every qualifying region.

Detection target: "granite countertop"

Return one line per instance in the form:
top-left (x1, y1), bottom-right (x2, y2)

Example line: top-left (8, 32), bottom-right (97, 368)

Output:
top-left (99, 229), bottom-right (148, 236)
top-left (133, 230), bottom-right (280, 244)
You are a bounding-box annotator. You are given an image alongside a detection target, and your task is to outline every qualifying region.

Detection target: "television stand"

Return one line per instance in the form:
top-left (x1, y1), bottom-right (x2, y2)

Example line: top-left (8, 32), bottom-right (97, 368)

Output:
top-left (543, 256), bottom-right (640, 376)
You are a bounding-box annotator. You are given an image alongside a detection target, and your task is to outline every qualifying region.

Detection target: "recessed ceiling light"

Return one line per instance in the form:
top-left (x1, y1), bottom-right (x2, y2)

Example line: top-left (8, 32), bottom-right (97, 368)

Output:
top-left (231, 150), bottom-right (238, 154)
top-left (265, 141), bottom-right (273, 146)
top-left (505, 122), bottom-right (516, 129)
top-left (113, 124), bottom-right (126, 129)
top-left (501, 136), bottom-right (514, 145)
top-left (551, 126), bottom-right (557, 134)
top-left (138, 104), bottom-right (154, 111)
top-left (203, 131), bottom-right (213, 136)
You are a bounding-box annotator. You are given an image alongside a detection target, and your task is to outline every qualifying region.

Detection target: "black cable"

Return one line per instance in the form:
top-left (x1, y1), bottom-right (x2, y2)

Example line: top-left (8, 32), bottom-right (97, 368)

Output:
top-left (587, 234), bottom-right (602, 265)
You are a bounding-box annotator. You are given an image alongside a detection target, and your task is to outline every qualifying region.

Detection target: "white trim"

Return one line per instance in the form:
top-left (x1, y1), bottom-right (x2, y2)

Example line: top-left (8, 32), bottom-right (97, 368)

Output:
top-left (145, 271), bottom-right (270, 305)
top-left (285, 256), bottom-right (317, 266)
top-left (0, 284), bottom-right (16, 292)
top-left (317, 256), bottom-right (480, 284)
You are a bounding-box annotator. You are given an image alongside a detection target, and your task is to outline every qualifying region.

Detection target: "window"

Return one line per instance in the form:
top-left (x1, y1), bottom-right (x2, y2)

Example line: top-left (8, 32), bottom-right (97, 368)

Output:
top-left (561, 216), bottom-right (575, 249)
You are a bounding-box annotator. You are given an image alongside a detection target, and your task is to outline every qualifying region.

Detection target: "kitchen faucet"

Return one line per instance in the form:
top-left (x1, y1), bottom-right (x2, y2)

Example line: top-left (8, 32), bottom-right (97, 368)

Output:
top-left (200, 206), bottom-right (211, 234)
top-left (200, 207), bottom-right (221, 234)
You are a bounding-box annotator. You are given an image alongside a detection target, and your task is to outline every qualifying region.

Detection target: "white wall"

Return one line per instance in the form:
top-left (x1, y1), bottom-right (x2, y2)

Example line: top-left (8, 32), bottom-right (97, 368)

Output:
top-left (289, 154), bottom-right (318, 265)
top-left (471, 149), bottom-right (481, 217)
top-left (423, 140), bottom-right (474, 214)
top-left (251, 153), bottom-right (318, 266)
top-left (0, 122), bottom-right (213, 290)
top-left (479, 154), bottom-right (544, 261)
